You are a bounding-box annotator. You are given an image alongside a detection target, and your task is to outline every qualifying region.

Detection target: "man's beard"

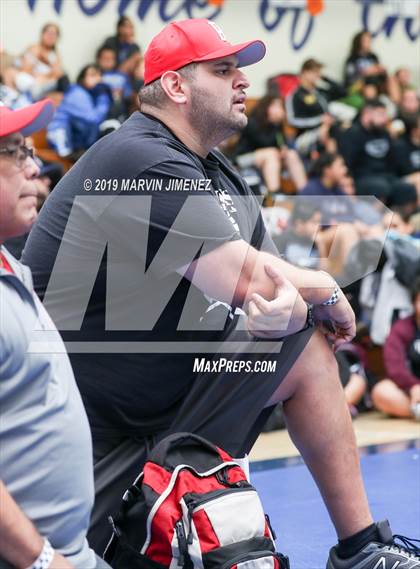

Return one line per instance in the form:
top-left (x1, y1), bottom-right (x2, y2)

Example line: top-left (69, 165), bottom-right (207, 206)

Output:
top-left (188, 84), bottom-right (247, 146)
top-left (370, 125), bottom-right (387, 136)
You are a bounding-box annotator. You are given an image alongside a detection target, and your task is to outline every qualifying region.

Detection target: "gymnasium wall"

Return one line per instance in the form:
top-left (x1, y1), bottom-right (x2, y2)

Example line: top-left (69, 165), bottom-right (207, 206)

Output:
top-left (1, 0), bottom-right (419, 97)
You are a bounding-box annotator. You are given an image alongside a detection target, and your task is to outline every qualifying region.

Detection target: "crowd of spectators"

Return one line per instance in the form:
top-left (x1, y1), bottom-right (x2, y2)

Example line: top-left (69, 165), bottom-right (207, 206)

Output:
top-left (1, 16), bottom-right (143, 158)
top-left (1, 22), bottom-right (419, 423)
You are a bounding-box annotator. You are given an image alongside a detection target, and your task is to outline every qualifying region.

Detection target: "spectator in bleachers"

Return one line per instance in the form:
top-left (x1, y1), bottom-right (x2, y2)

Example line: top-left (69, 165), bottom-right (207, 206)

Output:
top-left (299, 153), bottom-right (362, 276)
top-left (285, 59), bottom-right (336, 156)
top-left (339, 99), bottom-right (418, 218)
top-left (397, 88), bottom-right (419, 129)
top-left (15, 23), bottom-right (69, 100)
top-left (388, 67), bottom-right (415, 105)
top-left (371, 277), bottom-right (420, 420)
top-left (300, 153), bottom-right (355, 222)
top-left (286, 58), bottom-right (328, 131)
top-left (47, 64), bottom-right (111, 158)
top-left (344, 31), bottom-right (386, 90)
top-left (100, 16), bottom-right (141, 77)
top-left (340, 76), bottom-right (380, 111)
top-left (96, 46), bottom-right (132, 121)
top-left (234, 95), bottom-right (307, 194)
top-left (273, 200), bottom-right (322, 269)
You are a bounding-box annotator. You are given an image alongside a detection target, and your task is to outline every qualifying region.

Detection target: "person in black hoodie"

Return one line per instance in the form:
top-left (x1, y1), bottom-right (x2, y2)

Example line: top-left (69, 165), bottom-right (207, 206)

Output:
top-left (339, 99), bottom-right (417, 217)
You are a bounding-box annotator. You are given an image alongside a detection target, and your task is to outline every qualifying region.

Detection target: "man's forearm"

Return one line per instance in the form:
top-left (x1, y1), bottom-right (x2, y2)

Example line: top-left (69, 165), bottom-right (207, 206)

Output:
top-left (0, 481), bottom-right (44, 568)
top-left (246, 250), bottom-right (337, 306)
top-left (270, 255), bottom-right (336, 303)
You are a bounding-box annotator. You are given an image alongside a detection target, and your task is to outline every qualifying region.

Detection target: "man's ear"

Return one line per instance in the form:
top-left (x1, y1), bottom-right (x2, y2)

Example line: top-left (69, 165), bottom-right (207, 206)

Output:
top-left (160, 71), bottom-right (188, 105)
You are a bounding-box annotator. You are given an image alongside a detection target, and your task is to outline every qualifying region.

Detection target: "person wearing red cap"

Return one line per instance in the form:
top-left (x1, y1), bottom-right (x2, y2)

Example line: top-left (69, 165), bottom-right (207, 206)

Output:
top-left (21, 19), bottom-right (419, 567)
top-left (0, 102), bottom-right (111, 569)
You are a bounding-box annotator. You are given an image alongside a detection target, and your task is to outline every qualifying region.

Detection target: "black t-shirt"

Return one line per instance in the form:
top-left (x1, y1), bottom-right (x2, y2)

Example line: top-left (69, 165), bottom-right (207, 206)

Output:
top-left (22, 112), bottom-right (272, 437)
top-left (344, 52), bottom-right (380, 87)
top-left (234, 116), bottom-right (284, 157)
top-left (339, 123), bottom-right (396, 179)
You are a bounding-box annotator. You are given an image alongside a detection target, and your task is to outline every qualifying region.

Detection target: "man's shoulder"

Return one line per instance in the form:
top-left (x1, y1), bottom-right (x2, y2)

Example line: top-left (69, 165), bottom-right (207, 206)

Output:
top-left (0, 272), bottom-right (33, 366)
top-left (80, 113), bottom-right (205, 177)
top-left (118, 113), bottom-right (200, 159)
top-left (0, 248), bottom-right (32, 285)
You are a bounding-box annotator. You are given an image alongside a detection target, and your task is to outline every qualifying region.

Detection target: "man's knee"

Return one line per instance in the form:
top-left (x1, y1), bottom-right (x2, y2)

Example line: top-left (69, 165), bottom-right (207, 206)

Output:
top-left (296, 329), bottom-right (338, 372)
top-left (268, 330), bottom-right (339, 404)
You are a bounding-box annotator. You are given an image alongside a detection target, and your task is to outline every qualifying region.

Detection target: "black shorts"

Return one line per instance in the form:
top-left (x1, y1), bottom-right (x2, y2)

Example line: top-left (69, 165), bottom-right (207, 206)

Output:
top-left (87, 323), bottom-right (314, 554)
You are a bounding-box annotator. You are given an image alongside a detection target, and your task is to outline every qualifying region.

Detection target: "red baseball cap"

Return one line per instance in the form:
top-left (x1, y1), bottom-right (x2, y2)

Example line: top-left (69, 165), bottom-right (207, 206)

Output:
top-left (0, 99), bottom-right (54, 138)
top-left (144, 18), bottom-right (266, 85)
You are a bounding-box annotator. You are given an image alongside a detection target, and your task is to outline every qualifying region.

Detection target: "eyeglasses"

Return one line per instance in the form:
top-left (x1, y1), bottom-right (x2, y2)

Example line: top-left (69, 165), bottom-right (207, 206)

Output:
top-left (0, 145), bottom-right (35, 169)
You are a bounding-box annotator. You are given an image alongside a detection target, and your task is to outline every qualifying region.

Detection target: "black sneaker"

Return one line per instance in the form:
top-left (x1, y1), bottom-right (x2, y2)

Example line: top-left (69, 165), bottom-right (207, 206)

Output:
top-left (327, 520), bottom-right (420, 568)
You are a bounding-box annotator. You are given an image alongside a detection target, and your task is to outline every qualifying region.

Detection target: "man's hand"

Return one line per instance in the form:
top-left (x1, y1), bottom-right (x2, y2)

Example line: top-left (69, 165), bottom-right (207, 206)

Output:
top-left (312, 289), bottom-right (356, 350)
top-left (409, 384), bottom-right (420, 405)
top-left (247, 265), bottom-right (308, 339)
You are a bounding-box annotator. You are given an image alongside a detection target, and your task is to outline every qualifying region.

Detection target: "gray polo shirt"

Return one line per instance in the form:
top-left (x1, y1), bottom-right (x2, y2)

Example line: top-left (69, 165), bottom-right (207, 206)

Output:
top-left (0, 247), bottom-right (97, 568)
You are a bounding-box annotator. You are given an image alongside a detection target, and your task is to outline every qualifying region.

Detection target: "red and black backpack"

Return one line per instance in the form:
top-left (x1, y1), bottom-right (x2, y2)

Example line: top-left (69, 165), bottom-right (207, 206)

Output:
top-left (104, 432), bottom-right (290, 569)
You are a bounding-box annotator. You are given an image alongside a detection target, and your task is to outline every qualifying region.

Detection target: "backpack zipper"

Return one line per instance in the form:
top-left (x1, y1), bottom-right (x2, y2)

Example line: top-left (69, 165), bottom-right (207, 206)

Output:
top-left (175, 520), bottom-right (188, 566)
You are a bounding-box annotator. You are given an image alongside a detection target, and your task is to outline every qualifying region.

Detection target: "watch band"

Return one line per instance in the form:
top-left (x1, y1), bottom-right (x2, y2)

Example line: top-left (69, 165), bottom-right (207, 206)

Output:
top-left (25, 538), bottom-right (54, 569)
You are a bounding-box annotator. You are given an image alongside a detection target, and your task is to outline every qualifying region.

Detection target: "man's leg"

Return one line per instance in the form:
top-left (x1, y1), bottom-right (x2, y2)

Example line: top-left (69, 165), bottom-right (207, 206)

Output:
top-left (168, 326), bottom-right (314, 457)
top-left (268, 329), bottom-right (373, 539)
top-left (171, 325), bottom-right (374, 538)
